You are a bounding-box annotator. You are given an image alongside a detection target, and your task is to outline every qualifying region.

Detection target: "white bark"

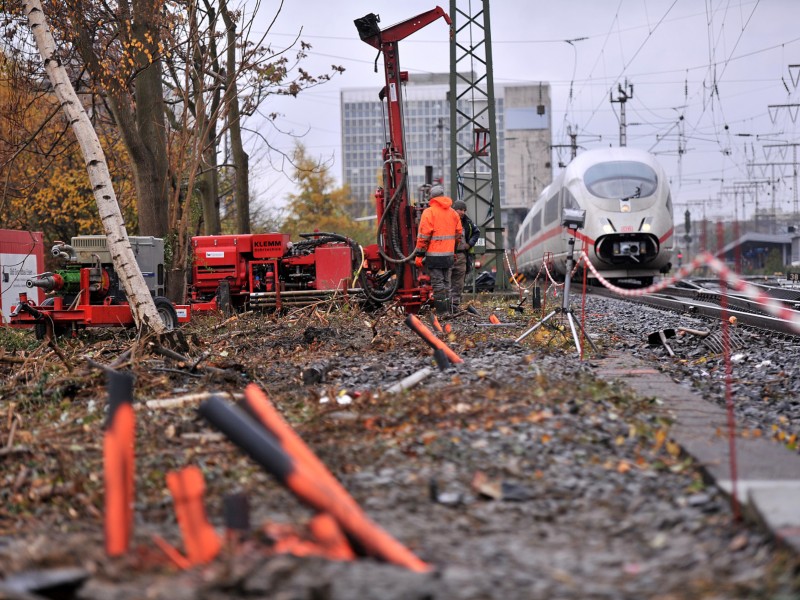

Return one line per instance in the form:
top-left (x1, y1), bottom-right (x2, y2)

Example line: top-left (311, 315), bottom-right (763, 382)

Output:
top-left (23, 0), bottom-right (167, 335)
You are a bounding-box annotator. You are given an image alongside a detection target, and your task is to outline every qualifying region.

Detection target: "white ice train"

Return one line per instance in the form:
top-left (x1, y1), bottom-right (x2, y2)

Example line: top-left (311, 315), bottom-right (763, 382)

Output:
top-left (514, 147), bottom-right (674, 286)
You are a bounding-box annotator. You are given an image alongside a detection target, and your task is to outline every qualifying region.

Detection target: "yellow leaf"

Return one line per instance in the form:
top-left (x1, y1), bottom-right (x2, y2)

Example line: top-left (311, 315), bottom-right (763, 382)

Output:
top-left (615, 435), bottom-right (625, 446)
top-left (653, 428), bottom-right (667, 453)
top-left (666, 440), bottom-right (681, 458)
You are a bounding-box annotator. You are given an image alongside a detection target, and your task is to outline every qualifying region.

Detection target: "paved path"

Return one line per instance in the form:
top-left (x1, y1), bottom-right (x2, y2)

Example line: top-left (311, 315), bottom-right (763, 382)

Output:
top-left (594, 353), bottom-right (800, 554)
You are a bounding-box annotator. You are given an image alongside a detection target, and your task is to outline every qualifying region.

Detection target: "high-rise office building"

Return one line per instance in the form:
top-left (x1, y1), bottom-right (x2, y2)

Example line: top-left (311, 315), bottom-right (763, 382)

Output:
top-left (341, 74), bottom-right (552, 244)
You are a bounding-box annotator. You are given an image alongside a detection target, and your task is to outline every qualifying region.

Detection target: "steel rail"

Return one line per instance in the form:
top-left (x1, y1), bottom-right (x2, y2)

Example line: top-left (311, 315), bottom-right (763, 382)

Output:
top-left (590, 287), bottom-right (800, 337)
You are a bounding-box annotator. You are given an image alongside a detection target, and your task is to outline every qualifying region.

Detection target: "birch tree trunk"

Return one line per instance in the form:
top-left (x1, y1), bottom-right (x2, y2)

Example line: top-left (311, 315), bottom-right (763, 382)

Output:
top-left (24, 0), bottom-right (167, 335)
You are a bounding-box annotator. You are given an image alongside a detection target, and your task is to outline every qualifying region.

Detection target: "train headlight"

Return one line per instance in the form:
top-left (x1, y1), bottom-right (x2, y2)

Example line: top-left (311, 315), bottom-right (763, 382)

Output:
top-left (603, 223), bottom-right (614, 234)
top-left (620, 202), bottom-right (631, 213)
top-left (642, 223), bottom-right (651, 232)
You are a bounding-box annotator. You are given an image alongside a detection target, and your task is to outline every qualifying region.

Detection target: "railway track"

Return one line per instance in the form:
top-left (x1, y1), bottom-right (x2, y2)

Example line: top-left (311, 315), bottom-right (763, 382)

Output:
top-left (590, 279), bottom-right (800, 337)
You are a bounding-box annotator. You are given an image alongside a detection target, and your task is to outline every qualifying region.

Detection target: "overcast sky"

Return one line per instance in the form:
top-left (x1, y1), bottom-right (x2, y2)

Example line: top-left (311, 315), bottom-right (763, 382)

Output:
top-left (247, 1), bottom-right (800, 222)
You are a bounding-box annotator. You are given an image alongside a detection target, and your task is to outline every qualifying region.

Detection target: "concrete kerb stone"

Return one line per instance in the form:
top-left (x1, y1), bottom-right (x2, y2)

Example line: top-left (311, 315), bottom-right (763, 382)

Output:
top-left (593, 351), bottom-right (800, 555)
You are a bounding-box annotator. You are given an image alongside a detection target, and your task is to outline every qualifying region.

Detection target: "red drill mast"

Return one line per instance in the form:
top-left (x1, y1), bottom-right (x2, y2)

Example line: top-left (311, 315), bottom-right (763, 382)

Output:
top-left (355, 7), bottom-right (451, 312)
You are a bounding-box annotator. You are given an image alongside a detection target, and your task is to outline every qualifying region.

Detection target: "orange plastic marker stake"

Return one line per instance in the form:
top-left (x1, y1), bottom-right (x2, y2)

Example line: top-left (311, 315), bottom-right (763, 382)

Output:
top-left (431, 314), bottom-right (443, 333)
top-left (489, 314), bottom-right (501, 324)
top-left (152, 534), bottom-right (192, 570)
top-left (404, 314), bottom-right (463, 364)
top-left (103, 372), bottom-right (136, 557)
top-left (309, 513), bottom-right (356, 561)
top-left (199, 395), bottom-right (431, 572)
top-left (166, 466), bottom-right (222, 565)
top-left (241, 385), bottom-right (423, 567)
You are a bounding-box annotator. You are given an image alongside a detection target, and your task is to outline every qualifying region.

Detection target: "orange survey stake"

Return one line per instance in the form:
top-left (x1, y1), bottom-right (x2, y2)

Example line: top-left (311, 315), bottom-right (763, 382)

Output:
top-left (103, 372), bottom-right (136, 557)
top-left (199, 394), bottom-right (431, 572)
top-left (405, 314), bottom-right (463, 363)
top-left (167, 465), bottom-right (222, 565)
top-left (166, 466), bottom-right (222, 565)
top-left (240, 385), bottom-right (428, 571)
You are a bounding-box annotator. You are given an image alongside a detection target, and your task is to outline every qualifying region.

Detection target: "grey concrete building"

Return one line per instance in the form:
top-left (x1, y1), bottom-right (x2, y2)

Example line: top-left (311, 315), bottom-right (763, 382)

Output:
top-left (341, 74), bottom-right (552, 244)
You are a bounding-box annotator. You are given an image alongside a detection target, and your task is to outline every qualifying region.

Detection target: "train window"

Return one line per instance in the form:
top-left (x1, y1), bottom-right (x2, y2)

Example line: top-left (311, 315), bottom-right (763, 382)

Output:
top-left (584, 161), bottom-right (658, 199)
top-left (563, 190), bottom-right (579, 210)
top-left (531, 211), bottom-right (541, 234)
top-left (544, 193), bottom-right (559, 223)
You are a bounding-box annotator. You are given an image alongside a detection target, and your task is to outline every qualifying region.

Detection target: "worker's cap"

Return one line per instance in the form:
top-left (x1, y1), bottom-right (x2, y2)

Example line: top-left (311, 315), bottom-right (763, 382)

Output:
top-left (429, 184), bottom-right (444, 197)
top-left (452, 200), bottom-right (467, 211)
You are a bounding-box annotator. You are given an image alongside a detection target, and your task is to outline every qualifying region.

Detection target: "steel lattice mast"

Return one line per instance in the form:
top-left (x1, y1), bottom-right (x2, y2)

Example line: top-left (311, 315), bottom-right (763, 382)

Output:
top-left (449, 0), bottom-right (505, 289)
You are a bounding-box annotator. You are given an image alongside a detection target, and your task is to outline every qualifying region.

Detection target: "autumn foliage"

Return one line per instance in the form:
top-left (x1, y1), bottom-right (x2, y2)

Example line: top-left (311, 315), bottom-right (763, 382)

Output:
top-left (281, 144), bottom-right (373, 246)
top-left (0, 55), bottom-right (136, 249)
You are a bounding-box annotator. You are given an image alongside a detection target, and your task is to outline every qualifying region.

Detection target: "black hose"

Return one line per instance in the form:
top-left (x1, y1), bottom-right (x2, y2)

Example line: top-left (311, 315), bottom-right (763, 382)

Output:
top-left (297, 232), bottom-right (362, 272)
top-left (375, 171), bottom-right (415, 266)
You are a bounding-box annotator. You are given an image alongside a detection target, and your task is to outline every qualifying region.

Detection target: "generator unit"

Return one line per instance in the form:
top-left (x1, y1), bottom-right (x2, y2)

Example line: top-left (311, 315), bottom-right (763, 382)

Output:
top-left (188, 232), bottom-right (363, 313)
top-left (69, 235), bottom-right (166, 297)
top-left (10, 235), bottom-right (188, 338)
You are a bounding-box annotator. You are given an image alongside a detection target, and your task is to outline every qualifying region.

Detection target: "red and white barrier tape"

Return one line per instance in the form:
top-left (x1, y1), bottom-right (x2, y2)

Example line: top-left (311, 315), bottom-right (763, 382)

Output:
top-left (503, 250), bottom-right (524, 292)
top-left (543, 259), bottom-right (564, 289)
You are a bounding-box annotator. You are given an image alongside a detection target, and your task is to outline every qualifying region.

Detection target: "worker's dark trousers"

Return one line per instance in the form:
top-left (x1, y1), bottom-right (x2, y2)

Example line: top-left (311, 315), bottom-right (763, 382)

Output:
top-left (429, 267), bottom-right (452, 313)
top-left (451, 252), bottom-right (468, 308)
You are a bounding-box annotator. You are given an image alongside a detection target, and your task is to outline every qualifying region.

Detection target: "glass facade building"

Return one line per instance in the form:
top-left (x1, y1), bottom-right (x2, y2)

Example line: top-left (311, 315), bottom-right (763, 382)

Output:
top-left (341, 74), bottom-right (553, 228)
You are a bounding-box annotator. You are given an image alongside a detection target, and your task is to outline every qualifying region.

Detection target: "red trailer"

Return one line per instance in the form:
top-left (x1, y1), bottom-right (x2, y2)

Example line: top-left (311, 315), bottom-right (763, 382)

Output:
top-left (0, 229), bottom-right (44, 325)
top-left (9, 236), bottom-right (190, 338)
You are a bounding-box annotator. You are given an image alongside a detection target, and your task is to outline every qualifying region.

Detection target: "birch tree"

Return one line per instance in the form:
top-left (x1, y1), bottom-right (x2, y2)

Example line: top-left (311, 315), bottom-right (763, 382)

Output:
top-left (23, 0), bottom-right (167, 335)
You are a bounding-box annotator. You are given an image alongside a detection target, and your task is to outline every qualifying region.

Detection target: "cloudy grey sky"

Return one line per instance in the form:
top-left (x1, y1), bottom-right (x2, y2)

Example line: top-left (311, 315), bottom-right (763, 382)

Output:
top-left (248, 1), bottom-right (800, 222)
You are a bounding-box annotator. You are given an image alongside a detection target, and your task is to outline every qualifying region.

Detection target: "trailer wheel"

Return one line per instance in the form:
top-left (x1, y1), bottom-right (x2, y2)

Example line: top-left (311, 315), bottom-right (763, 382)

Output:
top-left (154, 296), bottom-right (179, 331)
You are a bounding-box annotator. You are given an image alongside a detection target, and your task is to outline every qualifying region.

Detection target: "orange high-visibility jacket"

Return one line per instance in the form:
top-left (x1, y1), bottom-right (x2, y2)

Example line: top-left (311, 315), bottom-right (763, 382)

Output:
top-left (416, 195), bottom-right (463, 269)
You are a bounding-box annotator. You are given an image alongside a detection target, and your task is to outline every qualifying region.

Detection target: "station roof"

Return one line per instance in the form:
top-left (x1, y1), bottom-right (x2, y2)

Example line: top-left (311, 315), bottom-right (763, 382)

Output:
top-left (716, 232), bottom-right (792, 260)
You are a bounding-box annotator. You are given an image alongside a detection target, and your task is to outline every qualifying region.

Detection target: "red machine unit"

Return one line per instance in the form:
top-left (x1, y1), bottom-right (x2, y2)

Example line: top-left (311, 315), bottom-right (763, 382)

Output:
top-left (354, 7), bottom-right (452, 312)
top-left (189, 232), bottom-right (360, 312)
top-left (0, 229), bottom-right (44, 325)
top-left (10, 236), bottom-right (190, 338)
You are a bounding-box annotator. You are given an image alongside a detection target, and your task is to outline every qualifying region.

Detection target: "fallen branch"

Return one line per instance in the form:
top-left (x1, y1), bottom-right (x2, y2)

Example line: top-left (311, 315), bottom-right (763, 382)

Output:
top-left (213, 312), bottom-right (252, 331)
top-left (144, 391), bottom-right (243, 410)
top-left (385, 368), bottom-right (434, 394)
top-left (149, 344), bottom-right (234, 379)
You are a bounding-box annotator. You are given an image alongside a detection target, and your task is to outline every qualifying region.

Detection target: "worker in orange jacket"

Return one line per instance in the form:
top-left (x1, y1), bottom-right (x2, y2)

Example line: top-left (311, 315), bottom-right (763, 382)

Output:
top-left (414, 185), bottom-right (463, 314)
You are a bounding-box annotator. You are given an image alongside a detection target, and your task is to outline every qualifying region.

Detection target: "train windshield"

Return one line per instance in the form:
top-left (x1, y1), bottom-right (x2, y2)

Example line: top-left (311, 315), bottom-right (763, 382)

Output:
top-left (583, 161), bottom-right (658, 199)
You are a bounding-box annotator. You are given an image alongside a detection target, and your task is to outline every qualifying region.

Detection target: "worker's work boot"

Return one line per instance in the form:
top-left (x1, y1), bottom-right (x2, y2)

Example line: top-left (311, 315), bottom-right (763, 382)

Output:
top-left (433, 298), bottom-right (451, 315)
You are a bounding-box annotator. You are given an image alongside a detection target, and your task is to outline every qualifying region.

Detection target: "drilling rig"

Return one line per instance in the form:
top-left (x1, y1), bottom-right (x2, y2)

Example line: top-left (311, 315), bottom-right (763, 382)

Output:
top-left (354, 7), bottom-right (452, 312)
